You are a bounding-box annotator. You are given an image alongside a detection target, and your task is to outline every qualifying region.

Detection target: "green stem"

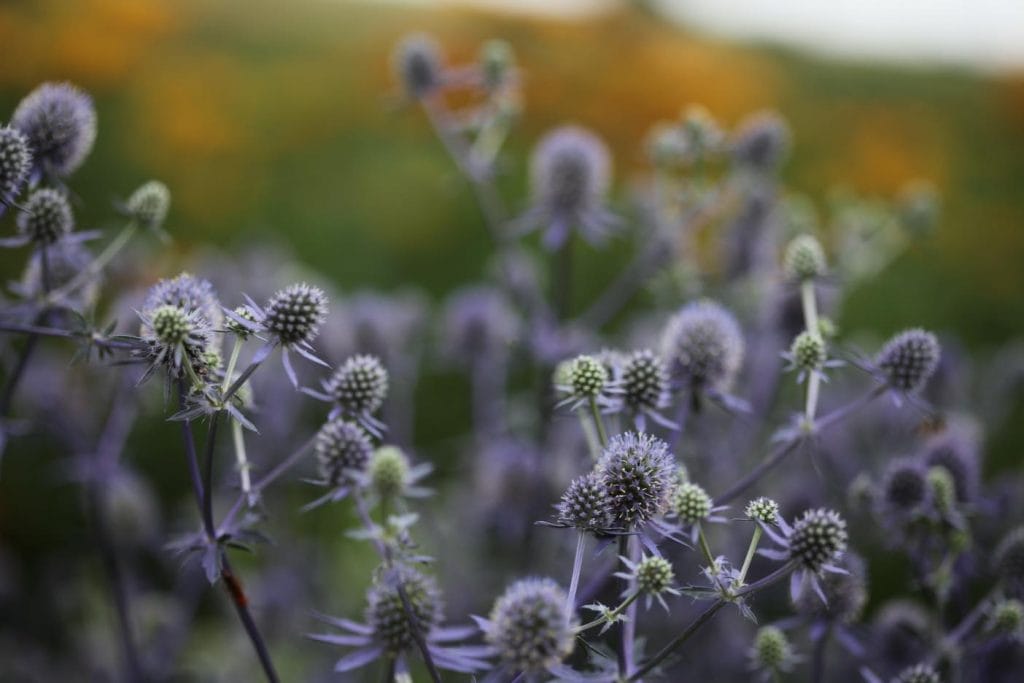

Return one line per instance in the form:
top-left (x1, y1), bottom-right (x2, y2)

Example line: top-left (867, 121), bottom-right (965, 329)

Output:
top-left (574, 591), bottom-right (641, 634)
top-left (800, 280), bottom-right (818, 333)
top-left (49, 222), bottom-right (137, 304)
top-left (805, 370), bottom-right (821, 423)
top-left (589, 397), bottom-right (608, 448)
top-left (232, 418), bottom-right (252, 503)
top-left (697, 523), bottom-right (717, 574)
top-left (222, 336), bottom-right (243, 394)
top-left (567, 532), bottom-right (586, 610)
top-left (577, 408), bottom-right (601, 460)
top-left (737, 526), bottom-right (763, 586)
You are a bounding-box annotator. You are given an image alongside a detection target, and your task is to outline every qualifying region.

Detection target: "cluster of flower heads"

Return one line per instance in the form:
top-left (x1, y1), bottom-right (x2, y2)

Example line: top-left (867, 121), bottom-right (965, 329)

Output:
top-left (1, 33), bottom-right (1019, 683)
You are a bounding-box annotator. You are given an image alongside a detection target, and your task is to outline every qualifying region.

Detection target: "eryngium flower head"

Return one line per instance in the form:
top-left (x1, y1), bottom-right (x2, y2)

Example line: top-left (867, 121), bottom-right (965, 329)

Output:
top-left (150, 305), bottom-right (192, 345)
top-left (988, 599), bottom-right (1024, 636)
top-left (568, 354), bottom-right (607, 398)
top-left (789, 331), bottom-right (826, 373)
top-left (366, 565), bottom-right (443, 655)
top-left (393, 34), bottom-right (443, 99)
top-left (892, 664), bottom-right (940, 683)
top-left (127, 180), bottom-right (170, 230)
top-left (783, 234), bottom-right (826, 281)
top-left (137, 304), bottom-right (213, 380)
top-left (880, 458), bottom-right (929, 516)
top-left (634, 555), bottom-right (674, 596)
top-left (995, 527), bottom-right (1024, 595)
top-left (327, 354), bottom-right (389, 415)
top-left (12, 82), bottom-right (97, 177)
top-left (144, 272), bottom-right (223, 331)
top-left (789, 508), bottom-right (848, 572)
top-left (0, 125), bottom-right (32, 203)
top-left (732, 110), bottom-right (790, 173)
top-left (557, 472), bottom-right (613, 531)
top-left (749, 626), bottom-right (795, 674)
top-left (597, 432), bottom-right (675, 527)
top-left (621, 349), bottom-right (669, 412)
top-left (485, 578), bottom-right (574, 673)
top-left (921, 428), bottom-right (980, 503)
top-left (671, 481), bottom-right (712, 525)
top-left (263, 282), bottom-right (328, 346)
top-left (660, 300), bottom-right (744, 391)
top-left (441, 286), bottom-right (518, 361)
top-left (18, 188), bottom-right (73, 244)
top-left (746, 497), bottom-right (780, 525)
top-left (226, 305), bottom-right (258, 339)
top-left (315, 419), bottom-right (373, 487)
top-left (875, 329), bottom-right (940, 394)
top-left (529, 125), bottom-right (614, 249)
top-left (872, 601), bottom-right (933, 671)
top-left (368, 446), bottom-right (410, 499)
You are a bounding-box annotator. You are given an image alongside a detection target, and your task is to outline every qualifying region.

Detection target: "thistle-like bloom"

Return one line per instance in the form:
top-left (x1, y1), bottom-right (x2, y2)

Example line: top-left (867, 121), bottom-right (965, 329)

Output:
top-left (324, 354), bottom-right (389, 434)
top-left (597, 432), bottom-right (676, 528)
top-left (617, 554), bottom-right (680, 610)
top-left (261, 282), bottom-right (328, 347)
top-left (126, 180), bottom-right (171, 231)
top-left (871, 601), bottom-right (934, 673)
top-left (749, 626), bottom-right (797, 679)
top-left (731, 110), bottom-right (790, 174)
top-left (523, 125), bottom-right (617, 250)
top-left (920, 427), bottom-right (980, 503)
top-left (784, 330), bottom-right (838, 383)
top-left (17, 188), bottom-right (74, 245)
top-left (987, 599), bottom-right (1024, 641)
top-left (315, 419), bottom-right (373, 489)
top-left (879, 458), bottom-right (930, 519)
top-left (365, 446), bottom-right (431, 501)
top-left (875, 329), bottom-right (940, 395)
top-left (143, 272), bottom-right (223, 331)
top-left (393, 33), bottom-right (444, 100)
top-left (995, 527), bottom-right (1024, 597)
top-left (555, 471), bottom-right (614, 532)
top-left (891, 663), bottom-right (940, 683)
top-left (783, 234), bottom-right (826, 282)
top-left (0, 125), bottom-right (32, 204)
top-left (311, 564), bottom-right (488, 674)
top-left (660, 299), bottom-right (744, 393)
top-left (480, 577), bottom-right (575, 674)
top-left (746, 497), bottom-right (780, 525)
top-left (440, 286), bottom-right (518, 362)
top-left (12, 82), bottom-right (97, 177)
top-left (671, 482), bottom-right (712, 525)
top-left (568, 354), bottom-right (607, 398)
top-left (135, 303), bottom-right (215, 384)
top-left (761, 508), bottom-right (848, 605)
top-left (620, 349), bottom-right (673, 429)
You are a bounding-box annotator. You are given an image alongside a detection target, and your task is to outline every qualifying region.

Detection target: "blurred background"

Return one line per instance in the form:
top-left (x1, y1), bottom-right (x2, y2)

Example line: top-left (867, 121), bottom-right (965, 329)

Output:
top-left (1, 0), bottom-right (1023, 680)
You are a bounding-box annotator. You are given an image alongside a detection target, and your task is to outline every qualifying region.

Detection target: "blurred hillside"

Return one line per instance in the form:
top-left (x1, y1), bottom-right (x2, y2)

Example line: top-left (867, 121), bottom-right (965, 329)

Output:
top-left (0, 0), bottom-right (1022, 343)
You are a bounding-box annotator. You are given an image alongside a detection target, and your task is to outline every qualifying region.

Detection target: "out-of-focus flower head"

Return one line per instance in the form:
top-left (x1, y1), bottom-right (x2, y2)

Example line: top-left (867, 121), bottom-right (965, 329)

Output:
top-left (12, 82), bottom-right (96, 178)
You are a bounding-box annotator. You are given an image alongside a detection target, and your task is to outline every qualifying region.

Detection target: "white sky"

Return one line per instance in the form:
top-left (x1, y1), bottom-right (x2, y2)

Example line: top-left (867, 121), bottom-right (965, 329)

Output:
top-left (380, 0), bottom-right (1024, 71)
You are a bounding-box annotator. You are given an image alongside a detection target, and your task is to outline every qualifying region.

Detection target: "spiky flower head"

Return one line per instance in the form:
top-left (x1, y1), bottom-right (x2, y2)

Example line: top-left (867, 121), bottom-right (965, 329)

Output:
top-left (750, 626), bottom-right (795, 673)
top-left (0, 125), bottom-right (32, 202)
top-left (567, 354), bottom-right (607, 398)
top-left (530, 125), bottom-right (612, 248)
top-left (480, 39), bottom-right (514, 91)
top-left (892, 664), bottom-right (940, 683)
top-left (987, 599), bottom-right (1024, 638)
top-left (441, 286), bottom-right (518, 360)
top-left (746, 497), bottom-right (780, 525)
top-left (597, 432), bottom-right (675, 528)
top-left (144, 273), bottom-right (223, 331)
top-left (126, 180), bottom-right (170, 230)
top-left (486, 578), bottom-right (574, 673)
top-left (368, 446), bottom-right (410, 499)
top-left (621, 349), bottom-right (669, 411)
top-left (995, 527), bottom-right (1024, 594)
top-left (18, 188), bottom-right (73, 244)
top-left (783, 234), bottom-right (826, 281)
top-left (790, 331), bottom-right (826, 373)
top-left (873, 601), bottom-right (933, 671)
top-left (366, 565), bottom-right (443, 654)
top-left (315, 419), bottom-right (373, 487)
top-left (671, 481), bottom-right (712, 525)
top-left (12, 82), bottom-right (96, 177)
top-left (327, 354), bottom-right (389, 416)
top-left (660, 299), bottom-right (744, 391)
top-left (789, 508), bottom-right (848, 572)
top-left (226, 305), bottom-right (258, 338)
top-left (732, 110), bottom-right (790, 173)
top-left (393, 34), bottom-right (443, 99)
top-left (263, 282), bottom-right (328, 346)
top-left (557, 472), bottom-right (613, 531)
top-left (881, 458), bottom-right (929, 516)
top-left (634, 555), bottom-right (675, 596)
top-left (875, 329), bottom-right (940, 394)
top-left (150, 305), bottom-right (193, 346)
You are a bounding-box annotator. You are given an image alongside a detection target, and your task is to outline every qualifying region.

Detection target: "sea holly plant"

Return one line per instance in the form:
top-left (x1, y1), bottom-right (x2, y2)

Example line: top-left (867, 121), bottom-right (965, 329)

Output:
top-left (0, 35), bottom-right (1019, 683)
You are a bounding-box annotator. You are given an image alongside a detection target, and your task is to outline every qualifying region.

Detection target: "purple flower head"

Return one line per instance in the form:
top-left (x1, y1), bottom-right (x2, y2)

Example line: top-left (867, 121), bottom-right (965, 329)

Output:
top-left (17, 188), bottom-right (73, 245)
top-left (525, 125), bottom-right (617, 250)
top-left (393, 33), bottom-right (444, 99)
top-left (597, 431), bottom-right (676, 528)
top-left (875, 328), bottom-right (940, 395)
top-left (879, 458), bottom-right (930, 519)
top-left (12, 82), bottom-right (97, 177)
top-left (0, 125), bottom-right (32, 204)
top-left (144, 272), bottom-right (223, 331)
top-left (660, 299), bottom-right (744, 392)
top-left (440, 286), bottom-right (518, 362)
top-left (482, 577), bottom-right (575, 673)
top-left (732, 110), bottom-right (790, 174)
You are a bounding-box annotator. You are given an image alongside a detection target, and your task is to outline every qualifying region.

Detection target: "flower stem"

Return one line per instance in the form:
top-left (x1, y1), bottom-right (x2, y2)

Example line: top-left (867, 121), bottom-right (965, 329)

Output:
top-left (589, 396), bottom-right (608, 448)
top-left (697, 523), bottom-right (717, 574)
top-left (577, 407), bottom-right (601, 460)
top-left (800, 280), bottom-right (818, 333)
top-left (49, 222), bottom-right (136, 304)
top-left (737, 525), bottom-right (763, 586)
top-left (574, 591), bottom-right (641, 633)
